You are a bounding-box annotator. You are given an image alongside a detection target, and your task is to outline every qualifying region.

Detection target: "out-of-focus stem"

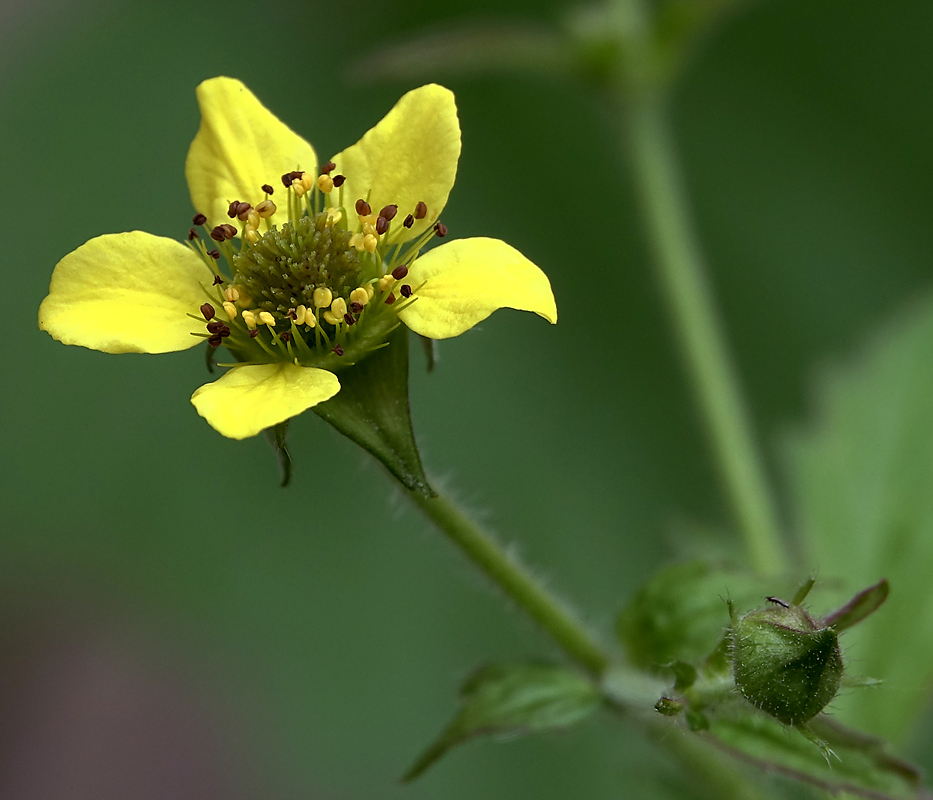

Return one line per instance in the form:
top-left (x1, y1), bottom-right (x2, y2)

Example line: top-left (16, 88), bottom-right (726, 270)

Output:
top-left (610, 0), bottom-right (787, 575)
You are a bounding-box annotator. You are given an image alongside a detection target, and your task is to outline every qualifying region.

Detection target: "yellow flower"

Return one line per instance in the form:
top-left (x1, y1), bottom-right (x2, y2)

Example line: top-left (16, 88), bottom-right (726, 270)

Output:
top-left (38, 77), bottom-right (557, 440)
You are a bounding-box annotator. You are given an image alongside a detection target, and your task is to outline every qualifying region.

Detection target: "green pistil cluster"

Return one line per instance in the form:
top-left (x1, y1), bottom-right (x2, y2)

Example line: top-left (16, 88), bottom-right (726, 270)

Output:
top-left (233, 212), bottom-right (361, 317)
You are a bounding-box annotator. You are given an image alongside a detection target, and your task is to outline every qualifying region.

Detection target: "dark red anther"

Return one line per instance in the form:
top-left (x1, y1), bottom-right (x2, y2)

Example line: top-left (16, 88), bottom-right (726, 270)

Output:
top-left (375, 216), bottom-right (389, 235)
top-left (400, 284), bottom-right (412, 298)
top-left (249, 328), bottom-right (260, 338)
top-left (188, 228), bottom-right (198, 240)
top-left (414, 201), bottom-right (427, 219)
top-left (208, 334), bottom-right (224, 347)
top-left (332, 174), bottom-right (346, 187)
top-left (391, 265), bottom-right (409, 280)
top-left (344, 313), bottom-right (356, 326)
top-left (281, 170), bottom-right (303, 187)
top-left (212, 275), bottom-right (224, 285)
top-left (355, 199), bottom-right (371, 216)
top-left (349, 301), bottom-right (363, 314)
top-left (206, 320), bottom-right (225, 333)
top-left (200, 303), bottom-right (216, 320)
top-left (286, 309), bottom-right (297, 320)
top-left (235, 202), bottom-right (252, 220)
top-left (219, 326), bottom-right (231, 338)
top-left (208, 249), bottom-right (221, 260)
top-left (221, 224), bottom-right (237, 239)
top-left (210, 227), bottom-right (225, 242)
top-left (402, 214), bottom-right (414, 228)
top-left (434, 222), bottom-right (448, 237)
top-left (192, 213), bottom-right (207, 226)
top-left (279, 331), bottom-right (292, 343)
top-left (320, 160), bottom-right (336, 174)
top-left (385, 293), bottom-right (396, 305)
top-left (379, 204), bottom-right (398, 221)
top-left (333, 344), bottom-right (345, 356)
top-left (227, 201), bottom-right (240, 218)
top-left (261, 183), bottom-right (274, 195)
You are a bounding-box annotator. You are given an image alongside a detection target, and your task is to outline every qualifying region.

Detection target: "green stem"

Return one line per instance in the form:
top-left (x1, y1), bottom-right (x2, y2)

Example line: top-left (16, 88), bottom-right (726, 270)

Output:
top-left (610, 14), bottom-right (787, 574)
top-left (408, 486), bottom-right (610, 676)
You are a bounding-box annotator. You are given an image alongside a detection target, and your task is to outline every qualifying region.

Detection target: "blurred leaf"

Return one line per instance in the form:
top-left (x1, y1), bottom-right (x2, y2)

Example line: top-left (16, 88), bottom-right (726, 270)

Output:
top-left (350, 22), bottom-right (574, 83)
top-left (402, 662), bottom-right (601, 782)
top-left (702, 713), bottom-right (926, 800)
top-left (314, 326), bottom-right (433, 495)
top-left (616, 560), bottom-right (761, 671)
top-left (784, 294), bottom-right (933, 740)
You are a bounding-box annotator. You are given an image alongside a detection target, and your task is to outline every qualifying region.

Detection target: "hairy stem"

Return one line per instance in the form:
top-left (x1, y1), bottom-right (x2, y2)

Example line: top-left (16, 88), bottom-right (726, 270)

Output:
top-left (407, 485), bottom-right (610, 676)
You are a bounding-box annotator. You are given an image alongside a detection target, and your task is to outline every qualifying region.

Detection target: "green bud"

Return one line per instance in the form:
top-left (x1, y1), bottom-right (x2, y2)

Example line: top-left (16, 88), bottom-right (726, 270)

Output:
top-left (730, 599), bottom-right (843, 726)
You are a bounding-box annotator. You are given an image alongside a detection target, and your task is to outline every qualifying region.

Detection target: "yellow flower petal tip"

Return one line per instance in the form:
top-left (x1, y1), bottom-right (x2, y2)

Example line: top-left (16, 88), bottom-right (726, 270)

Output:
top-left (186, 76), bottom-right (318, 229)
top-left (190, 362), bottom-right (340, 440)
top-left (38, 231), bottom-right (210, 354)
top-left (398, 237), bottom-right (558, 340)
top-left (332, 84), bottom-right (460, 244)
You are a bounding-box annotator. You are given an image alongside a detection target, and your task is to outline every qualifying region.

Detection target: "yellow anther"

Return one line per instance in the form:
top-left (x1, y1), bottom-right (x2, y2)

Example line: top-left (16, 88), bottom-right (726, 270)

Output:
top-left (331, 297), bottom-right (348, 318)
top-left (291, 179), bottom-right (306, 197)
top-left (258, 311), bottom-right (275, 327)
top-left (366, 284), bottom-right (375, 300)
top-left (349, 233), bottom-right (365, 251)
top-left (246, 210), bottom-right (260, 229)
top-left (361, 221), bottom-right (378, 237)
top-left (236, 290), bottom-right (253, 309)
top-left (313, 287), bottom-right (333, 308)
top-left (255, 199), bottom-right (276, 218)
top-left (223, 301), bottom-right (237, 319)
top-left (325, 207), bottom-right (342, 226)
top-left (363, 233), bottom-right (378, 253)
top-left (378, 274), bottom-right (394, 292)
top-left (317, 174), bottom-right (334, 194)
top-left (244, 229), bottom-right (259, 244)
top-left (358, 213), bottom-right (377, 227)
top-left (322, 311), bottom-right (339, 326)
top-left (294, 304), bottom-right (308, 325)
top-left (242, 310), bottom-right (257, 329)
top-left (350, 287), bottom-right (370, 307)
top-left (224, 287), bottom-right (240, 303)
top-left (305, 313), bottom-right (316, 329)
top-left (300, 172), bottom-right (315, 192)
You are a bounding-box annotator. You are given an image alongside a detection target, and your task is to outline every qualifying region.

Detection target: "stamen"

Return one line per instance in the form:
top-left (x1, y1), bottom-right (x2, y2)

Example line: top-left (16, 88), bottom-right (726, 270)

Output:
top-left (279, 331), bottom-right (292, 343)
top-left (208, 249), bottom-right (221, 260)
top-left (391, 265), bottom-right (409, 280)
top-left (344, 313), bottom-right (356, 326)
top-left (349, 302), bottom-right (363, 314)
top-left (400, 284), bottom-right (412, 298)
top-left (363, 234), bottom-right (378, 253)
top-left (403, 215), bottom-right (414, 228)
top-left (188, 228), bottom-right (198, 240)
top-left (212, 275), bottom-right (224, 286)
top-left (434, 222), bottom-right (448, 237)
top-left (208, 334), bottom-right (224, 348)
top-left (281, 170), bottom-right (303, 188)
top-left (414, 201), bottom-right (427, 219)
top-left (258, 311), bottom-right (275, 327)
top-left (193, 213), bottom-right (208, 225)
top-left (331, 297), bottom-right (348, 318)
top-left (261, 183), bottom-right (274, 195)
top-left (200, 303), bottom-right (216, 320)
top-left (211, 224), bottom-right (237, 241)
top-left (223, 301), bottom-right (238, 319)
top-left (322, 311), bottom-right (339, 326)
top-left (385, 293), bottom-right (396, 305)
top-left (313, 287), bottom-right (333, 308)
top-left (317, 174), bottom-right (334, 193)
top-left (333, 344), bottom-right (345, 356)
top-left (255, 200), bottom-right (276, 218)
top-left (332, 175), bottom-right (346, 187)
top-left (242, 310), bottom-right (257, 329)
top-left (349, 287), bottom-right (370, 307)
top-left (375, 216), bottom-right (389, 235)
top-left (249, 329), bottom-right (260, 339)
top-left (355, 199), bottom-right (371, 216)
top-left (294, 305), bottom-right (308, 325)
top-left (379, 205), bottom-right (398, 221)
top-left (224, 287), bottom-right (240, 303)
top-left (207, 320), bottom-right (226, 334)
top-left (320, 160), bottom-right (336, 174)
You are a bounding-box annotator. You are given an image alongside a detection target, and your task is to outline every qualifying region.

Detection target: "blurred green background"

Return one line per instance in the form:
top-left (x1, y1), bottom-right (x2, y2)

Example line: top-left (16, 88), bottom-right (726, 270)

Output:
top-left (3, 0), bottom-right (933, 797)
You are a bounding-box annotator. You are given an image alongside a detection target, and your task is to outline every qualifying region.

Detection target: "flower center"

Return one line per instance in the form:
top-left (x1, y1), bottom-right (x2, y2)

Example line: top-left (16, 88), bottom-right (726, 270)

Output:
top-left (232, 212), bottom-right (362, 318)
top-left (185, 164), bottom-right (448, 370)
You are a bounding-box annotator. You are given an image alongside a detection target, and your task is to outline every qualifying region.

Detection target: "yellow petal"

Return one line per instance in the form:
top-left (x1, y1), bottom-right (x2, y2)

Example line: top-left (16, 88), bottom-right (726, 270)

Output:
top-left (190, 363), bottom-right (340, 439)
top-left (332, 85), bottom-right (460, 243)
top-left (38, 231), bottom-right (211, 354)
top-left (185, 77), bottom-right (317, 229)
top-left (399, 237), bottom-right (558, 339)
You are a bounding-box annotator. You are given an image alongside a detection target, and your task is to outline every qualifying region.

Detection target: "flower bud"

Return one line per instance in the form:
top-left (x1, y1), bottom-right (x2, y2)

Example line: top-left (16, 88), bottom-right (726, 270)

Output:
top-left (730, 600), bottom-right (842, 726)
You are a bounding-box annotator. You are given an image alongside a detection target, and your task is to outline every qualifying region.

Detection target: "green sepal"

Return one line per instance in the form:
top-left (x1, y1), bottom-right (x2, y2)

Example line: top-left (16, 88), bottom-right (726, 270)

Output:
top-left (824, 579), bottom-right (890, 632)
top-left (263, 420), bottom-right (292, 487)
top-left (313, 325), bottom-right (433, 496)
top-left (402, 662), bottom-right (601, 783)
top-left (670, 661), bottom-right (697, 692)
top-left (418, 333), bottom-right (436, 373)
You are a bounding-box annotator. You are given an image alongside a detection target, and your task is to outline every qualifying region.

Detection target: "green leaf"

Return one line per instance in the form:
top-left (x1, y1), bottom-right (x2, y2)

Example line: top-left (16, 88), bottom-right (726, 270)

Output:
top-left (702, 713), bottom-right (924, 800)
top-left (313, 325), bottom-right (433, 496)
top-left (263, 420), bottom-right (292, 487)
top-left (402, 663), bottom-right (601, 782)
top-left (616, 560), bottom-right (761, 671)
top-left (784, 294), bottom-right (933, 740)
